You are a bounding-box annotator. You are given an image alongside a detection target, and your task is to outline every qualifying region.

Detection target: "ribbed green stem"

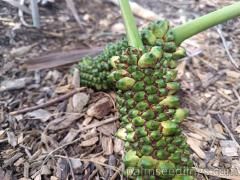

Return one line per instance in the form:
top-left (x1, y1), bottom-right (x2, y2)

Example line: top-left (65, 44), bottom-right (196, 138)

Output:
top-left (118, 0), bottom-right (143, 49)
top-left (172, 1), bottom-right (240, 45)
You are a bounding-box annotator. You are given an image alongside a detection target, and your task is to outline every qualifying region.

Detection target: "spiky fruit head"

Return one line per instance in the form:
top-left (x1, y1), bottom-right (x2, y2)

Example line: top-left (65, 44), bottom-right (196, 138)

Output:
top-left (124, 150), bottom-right (140, 167)
top-left (101, 20), bottom-right (194, 179)
top-left (116, 77), bottom-right (136, 90)
top-left (161, 121), bottom-right (179, 136)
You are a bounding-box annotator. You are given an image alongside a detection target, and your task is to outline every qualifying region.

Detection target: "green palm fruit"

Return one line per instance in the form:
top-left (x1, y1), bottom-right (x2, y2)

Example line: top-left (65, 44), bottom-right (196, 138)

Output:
top-left (115, 128), bottom-right (127, 140)
top-left (78, 20), bottom-right (183, 90)
top-left (116, 77), bottom-right (136, 90)
top-left (138, 52), bottom-right (157, 68)
top-left (138, 156), bottom-right (157, 169)
top-left (161, 121), bottom-right (179, 136)
top-left (111, 41), bottom-right (193, 179)
top-left (79, 19), bottom-right (193, 179)
top-left (157, 161), bottom-right (176, 178)
top-left (174, 108), bottom-right (189, 123)
top-left (124, 150), bottom-right (140, 167)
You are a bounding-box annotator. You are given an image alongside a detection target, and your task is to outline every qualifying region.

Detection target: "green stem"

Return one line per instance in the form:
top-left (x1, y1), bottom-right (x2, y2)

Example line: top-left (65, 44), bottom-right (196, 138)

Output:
top-left (118, 0), bottom-right (143, 49)
top-left (172, 2), bottom-right (240, 45)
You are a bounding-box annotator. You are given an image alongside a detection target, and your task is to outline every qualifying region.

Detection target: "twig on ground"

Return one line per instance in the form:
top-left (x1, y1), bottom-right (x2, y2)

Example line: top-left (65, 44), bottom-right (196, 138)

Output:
top-left (65, 0), bottom-right (84, 27)
top-left (41, 116), bottom-right (118, 168)
top-left (19, 0), bottom-right (33, 27)
top-left (78, 116), bottom-right (119, 132)
top-left (231, 104), bottom-right (240, 132)
top-left (216, 114), bottom-right (240, 149)
top-left (3, 0), bottom-right (31, 14)
top-left (54, 155), bottom-right (121, 173)
top-left (220, 100), bottom-right (238, 108)
top-left (3, 152), bottom-right (24, 168)
top-left (231, 87), bottom-right (240, 130)
top-left (216, 25), bottom-right (239, 69)
top-left (10, 87), bottom-right (86, 115)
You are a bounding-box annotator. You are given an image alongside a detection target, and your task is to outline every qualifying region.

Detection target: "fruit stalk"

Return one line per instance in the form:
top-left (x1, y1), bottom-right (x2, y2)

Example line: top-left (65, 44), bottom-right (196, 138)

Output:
top-left (118, 0), bottom-right (143, 49)
top-left (172, 1), bottom-right (240, 45)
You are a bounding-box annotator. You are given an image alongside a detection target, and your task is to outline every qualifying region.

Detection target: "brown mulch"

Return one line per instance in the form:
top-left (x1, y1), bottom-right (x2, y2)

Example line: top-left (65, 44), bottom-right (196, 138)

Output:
top-left (0, 0), bottom-right (240, 179)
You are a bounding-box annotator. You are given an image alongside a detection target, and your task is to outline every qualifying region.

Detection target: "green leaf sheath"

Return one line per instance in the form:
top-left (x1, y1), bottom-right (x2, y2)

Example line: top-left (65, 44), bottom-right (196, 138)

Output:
top-left (111, 23), bottom-right (194, 179)
top-left (78, 20), bottom-right (170, 90)
top-left (119, 0), bottom-right (143, 49)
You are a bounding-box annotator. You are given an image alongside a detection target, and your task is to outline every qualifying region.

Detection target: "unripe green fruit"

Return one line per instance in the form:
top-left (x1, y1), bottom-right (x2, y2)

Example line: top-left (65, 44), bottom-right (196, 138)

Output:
top-left (161, 121), bottom-right (179, 136)
top-left (124, 150), bottom-right (140, 167)
top-left (157, 161), bottom-right (176, 178)
top-left (142, 30), bottom-right (157, 45)
top-left (79, 20), bottom-right (193, 179)
top-left (138, 156), bottom-right (157, 169)
top-left (117, 77), bottom-right (136, 90)
top-left (138, 52), bottom-right (157, 68)
top-left (160, 95), bottom-right (180, 108)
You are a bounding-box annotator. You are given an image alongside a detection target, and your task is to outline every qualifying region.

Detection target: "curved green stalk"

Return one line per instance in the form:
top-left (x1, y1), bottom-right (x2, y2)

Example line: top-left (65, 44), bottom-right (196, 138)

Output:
top-left (172, 1), bottom-right (240, 45)
top-left (118, 0), bottom-right (143, 49)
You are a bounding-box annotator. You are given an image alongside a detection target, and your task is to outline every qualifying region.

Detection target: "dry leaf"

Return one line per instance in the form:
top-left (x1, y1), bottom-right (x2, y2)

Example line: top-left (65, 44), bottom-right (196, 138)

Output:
top-left (60, 128), bottom-right (79, 145)
top-left (50, 176), bottom-right (58, 180)
top-left (81, 128), bottom-right (97, 140)
top-left (7, 131), bottom-right (17, 147)
top-left (46, 114), bottom-right (82, 131)
top-left (101, 136), bottom-right (113, 155)
top-left (214, 123), bottom-right (224, 134)
top-left (0, 130), bottom-right (6, 140)
top-left (72, 93), bottom-right (89, 113)
top-left (41, 165), bottom-right (51, 175)
top-left (235, 126), bottom-right (240, 133)
top-left (80, 136), bottom-right (98, 147)
top-left (26, 109), bottom-right (52, 122)
top-left (56, 158), bottom-right (70, 180)
top-left (72, 68), bottom-right (80, 88)
top-left (111, 23), bottom-right (125, 34)
top-left (187, 137), bottom-right (206, 159)
top-left (55, 85), bottom-right (72, 94)
top-left (87, 97), bottom-right (113, 119)
top-left (10, 43), bottom-right (37, 57)
top-left (68, 158), bottom-right (83, 172)
top-left (0, 78), bottom-right (33, 92)
top-left (113, 138), bottom-right (124, 154)
top-left (97, 122), bottom-right (117, 136)
top-left (225, 70), bottom-right (240, 79)
top-left (45, 70), bottom-right (62, 83)
top-left (82, 116), bottom-right (93, 126)
top-left (220, 140), bottom-right (239, 157)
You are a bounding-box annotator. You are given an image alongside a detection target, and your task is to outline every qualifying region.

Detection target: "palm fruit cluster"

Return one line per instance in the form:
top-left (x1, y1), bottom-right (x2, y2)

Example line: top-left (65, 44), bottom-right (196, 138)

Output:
top-left (109, 21), bottom-right (194, 179)
top-left (78, 20), bottom-right (176, 90)
top-left (78, 39), bottom-right (128, 90)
